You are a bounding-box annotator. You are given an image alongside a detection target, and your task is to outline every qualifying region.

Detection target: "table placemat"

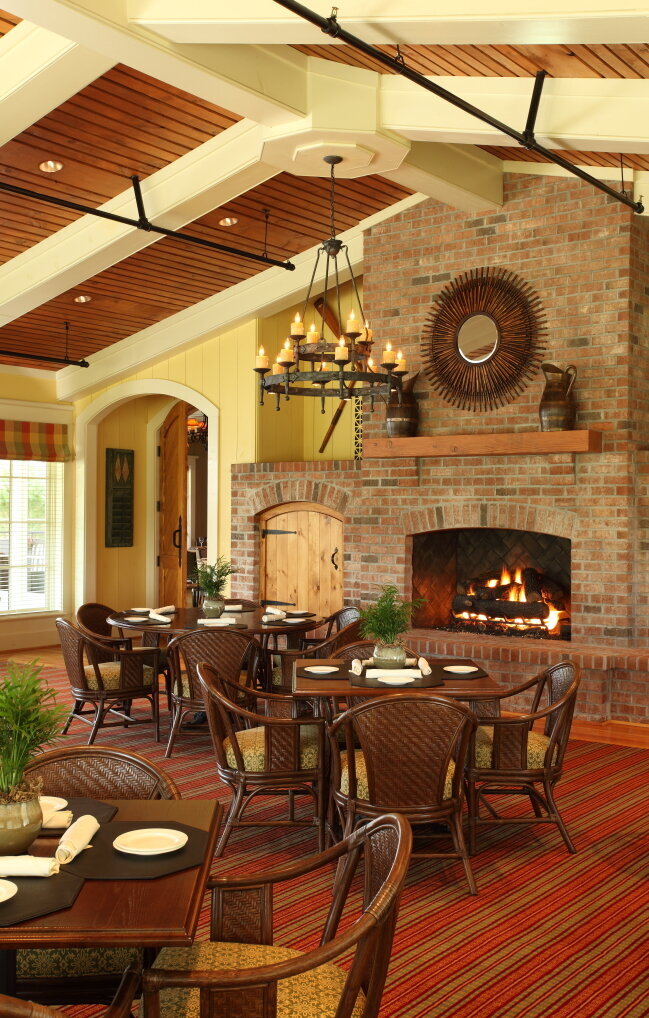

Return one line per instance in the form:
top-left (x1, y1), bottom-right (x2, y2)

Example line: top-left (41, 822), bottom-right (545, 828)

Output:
top-left (63, 821), bottom-right (209, 880)
top-left (285, 611), bottom-right (317, 618)
top-left (196, 621), bottom-right (247, 630)
top-left (429, 659), bottom-right (488, 680)
top-left (0, 871), bottom-right (84, 927)
top-left (349, 672), bottom-right (445, 689)
top-left (41, 798), bottom-right (118, 834)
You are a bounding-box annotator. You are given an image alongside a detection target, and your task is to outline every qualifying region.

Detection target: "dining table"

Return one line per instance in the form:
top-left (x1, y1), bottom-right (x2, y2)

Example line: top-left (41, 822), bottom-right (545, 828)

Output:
top-left (0, 798), bottom-right (222, 995)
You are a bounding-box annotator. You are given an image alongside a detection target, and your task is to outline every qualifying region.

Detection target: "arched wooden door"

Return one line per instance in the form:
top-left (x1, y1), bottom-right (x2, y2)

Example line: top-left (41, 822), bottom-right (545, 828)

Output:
top-left (158, 402), bottom-right (187, 606)
top-left (259, 502), bottom-right (343, 617)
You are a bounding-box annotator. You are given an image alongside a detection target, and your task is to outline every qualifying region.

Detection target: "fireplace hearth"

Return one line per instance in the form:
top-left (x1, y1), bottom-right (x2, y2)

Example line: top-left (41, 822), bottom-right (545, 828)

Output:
top-left (412, 528), bottom-right (571, 641)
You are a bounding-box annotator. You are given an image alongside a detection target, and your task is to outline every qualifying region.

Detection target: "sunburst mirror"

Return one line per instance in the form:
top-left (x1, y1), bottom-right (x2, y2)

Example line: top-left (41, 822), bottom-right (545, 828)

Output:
top-left (421, 266), bottom-right (547, 412)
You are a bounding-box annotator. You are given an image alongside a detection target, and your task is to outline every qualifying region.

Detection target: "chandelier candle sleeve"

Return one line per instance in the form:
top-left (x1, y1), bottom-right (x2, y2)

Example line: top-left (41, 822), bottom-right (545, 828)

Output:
top-left (255, 347), bottom-right (269, 370)
top-left (307, 323), bottom-right (320, 343)
top-left (278, 339), bottom-right (295, 364)
top-left (383, 342), bottom-right (396, 365)
top-left (346, 309), bottom-right (358, 334)
top-left (272, 360), bottom-right (284, 375)
top-left (334, 338), bottom-right (349, 363)
top-left (290, 313), bottom-right (305, 337)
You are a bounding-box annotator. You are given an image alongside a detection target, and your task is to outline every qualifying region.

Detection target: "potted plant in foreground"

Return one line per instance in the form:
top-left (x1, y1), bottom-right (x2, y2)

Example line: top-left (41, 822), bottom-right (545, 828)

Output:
top-left (0, 660), bottom-right (66, 853)
top-left (196, 556), bottom-right (235, 617)
top-left (359, 584), bottom-right (423, 669)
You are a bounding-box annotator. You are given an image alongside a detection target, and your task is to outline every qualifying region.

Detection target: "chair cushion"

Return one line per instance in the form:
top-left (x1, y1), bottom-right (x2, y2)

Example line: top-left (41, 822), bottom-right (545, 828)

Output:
top-left (142, 941), bottom-right (365, 1018)
top-left (474, 726), bottom-right (553, 769)
top-left (224, 725), bottom-right (320, 771)
top-left (272, 664), bottom-right (284, 687)
top-left (83, 662), bottom-right (154, 690)
top-left (339, 750), bottom-right (455, 800)
top-left (17, 946), bottom-right (140, 978)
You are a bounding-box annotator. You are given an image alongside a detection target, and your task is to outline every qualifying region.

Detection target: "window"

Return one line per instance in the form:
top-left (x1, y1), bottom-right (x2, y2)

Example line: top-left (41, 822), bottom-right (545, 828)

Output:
top-left (0, 459), bottom-right (64, 614)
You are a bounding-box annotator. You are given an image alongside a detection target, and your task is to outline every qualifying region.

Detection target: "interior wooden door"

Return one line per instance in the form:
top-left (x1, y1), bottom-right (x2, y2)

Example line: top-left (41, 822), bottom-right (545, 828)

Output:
top-left (259, 502), bottom-right (343, 617)
top-left (158, 402), bottom-right (187, 606)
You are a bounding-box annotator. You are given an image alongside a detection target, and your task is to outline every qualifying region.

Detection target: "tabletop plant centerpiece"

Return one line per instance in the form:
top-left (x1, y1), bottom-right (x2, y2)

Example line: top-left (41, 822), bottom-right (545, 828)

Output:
top-left (196, 556), bottom-right (235, 617)
top-left (359, 584), bottom-right (423, 669)
top-left (0, 660), bottom-right (66, 854)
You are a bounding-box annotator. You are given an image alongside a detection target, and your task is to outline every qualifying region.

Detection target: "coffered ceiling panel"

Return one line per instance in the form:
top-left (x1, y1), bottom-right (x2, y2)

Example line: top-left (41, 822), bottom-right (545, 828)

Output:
top-left (0, 171), bottom-right (412, 368)
top-left (0, 64), bottom-right (240, 263)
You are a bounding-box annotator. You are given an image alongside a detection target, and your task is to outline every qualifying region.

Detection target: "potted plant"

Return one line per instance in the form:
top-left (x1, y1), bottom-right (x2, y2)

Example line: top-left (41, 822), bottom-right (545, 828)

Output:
top-left (196, 556), bottom-right (235, 617)
top-left (0, 660), bottom-right (66, 853)
top-left (359, 584), bottom-right (423, 669)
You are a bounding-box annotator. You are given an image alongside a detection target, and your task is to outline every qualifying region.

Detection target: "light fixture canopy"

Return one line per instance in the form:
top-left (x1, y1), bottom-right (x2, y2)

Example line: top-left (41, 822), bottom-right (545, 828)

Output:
top-left (254, 155), bottom-right (406, 413)
top-left (74, 294), bottom-right (92, 303)
top-left (39, 159), bottom-right (63, 173)
top-left (219, 216), bottom-right (238, 227)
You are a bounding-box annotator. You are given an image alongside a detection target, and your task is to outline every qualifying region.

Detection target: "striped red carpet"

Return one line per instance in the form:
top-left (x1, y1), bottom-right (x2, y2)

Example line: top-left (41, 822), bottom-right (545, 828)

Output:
top-left (5, 662), bottom-right (649, 1018)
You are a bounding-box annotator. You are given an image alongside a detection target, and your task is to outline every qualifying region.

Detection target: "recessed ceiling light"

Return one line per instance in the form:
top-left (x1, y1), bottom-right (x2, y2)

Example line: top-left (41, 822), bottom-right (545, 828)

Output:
top-left (74, 294), bottom-right (92, 303)
top-left (39, 159), bottom-right (63, 173)
top-left (219, 216), bottom-right (238, 227)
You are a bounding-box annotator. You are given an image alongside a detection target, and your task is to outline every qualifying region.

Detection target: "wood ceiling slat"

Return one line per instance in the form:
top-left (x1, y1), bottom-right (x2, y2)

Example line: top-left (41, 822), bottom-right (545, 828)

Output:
top-left (295, 42), bottom-right (649, 79)
top-left (0, 9), bottom-right (19, 35)
top-left (0, 171), bottom-right (413, 368)
top-left (482, 144), bottom-right (649, 171)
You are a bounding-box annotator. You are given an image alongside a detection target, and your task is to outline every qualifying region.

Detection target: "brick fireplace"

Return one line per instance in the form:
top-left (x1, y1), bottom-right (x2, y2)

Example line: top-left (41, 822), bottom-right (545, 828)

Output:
top-left (231, 173), bottom-right (649, 724)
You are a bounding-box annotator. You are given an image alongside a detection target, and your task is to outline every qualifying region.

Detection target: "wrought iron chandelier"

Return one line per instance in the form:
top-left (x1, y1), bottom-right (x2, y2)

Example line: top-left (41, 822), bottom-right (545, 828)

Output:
top-left (253, 155), bottom-right (408, 413)
top-left (186, 411), bottom-right (208, 446)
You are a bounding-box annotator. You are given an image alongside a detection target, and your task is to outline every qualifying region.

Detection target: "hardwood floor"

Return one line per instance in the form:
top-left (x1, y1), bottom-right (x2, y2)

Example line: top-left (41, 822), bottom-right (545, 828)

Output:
top-left (7, 646), bottom-right (649, 750)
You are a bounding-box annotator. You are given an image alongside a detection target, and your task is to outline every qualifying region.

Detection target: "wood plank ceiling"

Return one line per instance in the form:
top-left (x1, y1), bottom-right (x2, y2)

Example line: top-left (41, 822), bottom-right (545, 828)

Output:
top-left (1, 9), bottom-right (647, 369)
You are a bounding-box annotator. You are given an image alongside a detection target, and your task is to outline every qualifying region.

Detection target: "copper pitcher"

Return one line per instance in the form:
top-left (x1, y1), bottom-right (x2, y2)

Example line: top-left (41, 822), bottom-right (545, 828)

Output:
top-left (539, 363), bottom-right (577, 431)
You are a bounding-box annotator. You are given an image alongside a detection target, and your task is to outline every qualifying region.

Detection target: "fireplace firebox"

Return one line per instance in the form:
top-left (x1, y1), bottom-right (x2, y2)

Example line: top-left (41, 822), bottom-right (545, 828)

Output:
top-left (412, 528), bottom-right (571, 640)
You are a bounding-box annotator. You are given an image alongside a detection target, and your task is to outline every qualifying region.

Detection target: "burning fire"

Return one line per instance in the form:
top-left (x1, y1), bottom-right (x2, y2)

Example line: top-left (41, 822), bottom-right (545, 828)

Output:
top-left (461, 563), bottom-right (562, 634)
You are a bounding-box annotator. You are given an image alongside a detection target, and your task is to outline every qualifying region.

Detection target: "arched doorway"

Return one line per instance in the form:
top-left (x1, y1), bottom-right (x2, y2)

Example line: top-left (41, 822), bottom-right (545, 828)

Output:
top-left (74, 380), bottom-right (219, 608)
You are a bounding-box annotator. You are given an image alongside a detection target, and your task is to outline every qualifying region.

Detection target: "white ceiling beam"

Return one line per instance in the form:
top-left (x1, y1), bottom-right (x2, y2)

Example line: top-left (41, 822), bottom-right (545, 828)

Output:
top-left (9, 0), bottom-right (308, 126)
top-left (384, 142), bottom-right (502, 212)
top-left (381, 76), bottom-right (649, 154)
top-left (0, 121), bottom-right (277, 327)
top-left (56, 192), bottom-right (426, 401)
top-left (128, 0), bottom-right (649, 46)
top-left (0, 20), bottom-right (114, 146)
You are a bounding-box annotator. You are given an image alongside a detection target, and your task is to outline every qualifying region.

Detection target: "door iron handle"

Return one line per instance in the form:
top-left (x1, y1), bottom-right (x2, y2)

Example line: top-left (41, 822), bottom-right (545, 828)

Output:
top-left (331, 547), bottom-right (339, 571)
top-left (172, 515), bottom-right (182, 567)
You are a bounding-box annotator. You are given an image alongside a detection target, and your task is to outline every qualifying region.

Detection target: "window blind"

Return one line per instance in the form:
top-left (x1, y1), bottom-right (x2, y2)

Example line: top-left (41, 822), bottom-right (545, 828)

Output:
top-left (0, 420), bottom-right (71, 461)
top-left (0, 459), bottom-right (64, 614)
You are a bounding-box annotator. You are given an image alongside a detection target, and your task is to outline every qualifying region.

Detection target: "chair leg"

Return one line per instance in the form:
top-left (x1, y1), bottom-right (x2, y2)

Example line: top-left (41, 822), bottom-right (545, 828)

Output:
top-left (544, 781), bottom-right (576, 854)
top-left (467, 779), bottom-right (478, 856)
top-left (165, 702), bottom-right (183, 758)
top-left (153, 689), bottom-right (160, 743)
top-left (450, 810), bottom-right (478, 896)
top-left (215, 783), bottom-right (246, 857)
top-left (87, 705), bottom-right (106, 745)
top-left (62, 700), bottom-right (83, 734)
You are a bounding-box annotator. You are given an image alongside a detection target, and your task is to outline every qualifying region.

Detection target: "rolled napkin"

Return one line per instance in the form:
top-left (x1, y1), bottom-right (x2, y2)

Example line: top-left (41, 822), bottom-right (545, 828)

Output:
top-left (351, 659), bottom-right (363, 676)
top-left (148, 611), bottom-right (172, 624)
top-left (223, 604), bottom-right (243, 611)
top-left (261, 610), bottom-right (286, 623)
top-left (418, 657), bottom-right (432, 675)
top-left (55, 815), bottom-right (100, 864)
top-left (265, 606), bottom-right (286, 616)
top-left (197, 617), bottom-right (236, 626)
top-left (0, 856), bottom-right (59, 877)
top-left (40, 802), bottom-right (73, 829)
top-left (155, 604), bottom-right (175, 614)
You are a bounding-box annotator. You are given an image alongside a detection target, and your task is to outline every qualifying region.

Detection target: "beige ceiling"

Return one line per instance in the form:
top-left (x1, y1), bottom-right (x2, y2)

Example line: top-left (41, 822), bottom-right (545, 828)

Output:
top-left (0, 1), bottom-right (647, 392)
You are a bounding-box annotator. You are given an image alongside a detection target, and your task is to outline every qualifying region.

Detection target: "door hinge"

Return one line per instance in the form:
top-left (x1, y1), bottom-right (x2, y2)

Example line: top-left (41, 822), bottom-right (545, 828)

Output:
top-left (261, 528), bottom-right (297, 537)
top-left (156, 555), bottom-right (160, 567)
top-left (157, 445), bottom-right (161, 457)
top-left (156, 500), bottom-right (161, 512)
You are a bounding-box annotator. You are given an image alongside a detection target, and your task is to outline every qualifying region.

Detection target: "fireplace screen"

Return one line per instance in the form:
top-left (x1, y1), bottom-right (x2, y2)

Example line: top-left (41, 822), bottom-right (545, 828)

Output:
top-left (412, 528), bottom-right (571, 640)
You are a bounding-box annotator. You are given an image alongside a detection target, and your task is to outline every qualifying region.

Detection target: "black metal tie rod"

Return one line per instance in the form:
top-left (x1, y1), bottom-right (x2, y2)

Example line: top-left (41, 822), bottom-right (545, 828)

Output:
top-left (0, 348), bottom-right (89, 367)
top-left (0, 175), bottom-right (296, 271)
top-left (273, 0), bottom-right (644, 215)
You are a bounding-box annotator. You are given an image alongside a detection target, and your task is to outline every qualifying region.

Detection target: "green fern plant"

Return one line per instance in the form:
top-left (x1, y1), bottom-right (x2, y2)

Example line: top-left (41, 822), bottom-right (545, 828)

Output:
top-left (359, 584), bottom-right (423, 646)
top-left (196, 556), bottom-right (235, 598)
top-left (0, 660), bottom-right (66, 803)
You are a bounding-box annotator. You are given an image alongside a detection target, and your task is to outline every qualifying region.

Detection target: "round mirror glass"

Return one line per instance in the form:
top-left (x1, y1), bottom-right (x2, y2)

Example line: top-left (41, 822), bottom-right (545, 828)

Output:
top-left (457, 314), bottom-right (499, 364)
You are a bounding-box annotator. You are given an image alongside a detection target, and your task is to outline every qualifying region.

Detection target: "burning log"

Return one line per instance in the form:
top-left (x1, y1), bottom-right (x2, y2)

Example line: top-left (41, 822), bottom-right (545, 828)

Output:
top-left (452, 594), bottom-right (550, 621)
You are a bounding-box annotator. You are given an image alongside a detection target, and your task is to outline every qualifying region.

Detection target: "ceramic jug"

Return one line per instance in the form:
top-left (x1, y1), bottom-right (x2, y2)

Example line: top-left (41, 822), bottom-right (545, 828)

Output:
top-left (539, 363), bottom-right (577, 431)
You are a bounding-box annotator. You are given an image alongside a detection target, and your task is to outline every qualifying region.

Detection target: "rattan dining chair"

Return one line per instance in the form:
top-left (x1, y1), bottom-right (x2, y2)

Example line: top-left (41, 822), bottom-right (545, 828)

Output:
top-left (14, 752), bottom-right (178, 1005)
top-left (0, 962), bottom-right (141, 1018)
top-left (197, 660), bottom-right (327, 857)
top-left (76, 601), bottom-right (132, 657)
top-left (56, 618), bottom-right (161, 744)
top-left (329, 693), bottom-right (478, 895)
top-left (270, 617), bottom-right (363, 693)
top-left (141, 813), bottom-right (411, 1018)
top-left (164, 628), bottom-right (263, 757)
top-left (466, 660), bottom-right (581, 854)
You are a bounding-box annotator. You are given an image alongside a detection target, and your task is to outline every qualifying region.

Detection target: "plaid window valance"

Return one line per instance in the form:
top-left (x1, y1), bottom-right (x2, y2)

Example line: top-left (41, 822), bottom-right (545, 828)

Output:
top-left (0, 420), bottom-right (72, 462)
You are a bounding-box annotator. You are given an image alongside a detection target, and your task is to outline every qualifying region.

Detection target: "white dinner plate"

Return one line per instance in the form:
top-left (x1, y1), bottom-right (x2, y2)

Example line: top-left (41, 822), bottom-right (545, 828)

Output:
top-left (40, 795), bottom-right (68, 813)
top-left (443, 665), bottom-right (479, 674)
top-left (113, 828), bottom-right (188, 856)
top-left (287, 610), bottom-right (309, 616)
top-left (377, 676), bottom-right (416, 685)
top-left (0, 879), bottom-right (18, 903)
top-left (284, 618), bottom-right (308, 624)
top-left (130, 608), bottom-right (149, 613)
top-left (304, 665), bottom-right (339, 674)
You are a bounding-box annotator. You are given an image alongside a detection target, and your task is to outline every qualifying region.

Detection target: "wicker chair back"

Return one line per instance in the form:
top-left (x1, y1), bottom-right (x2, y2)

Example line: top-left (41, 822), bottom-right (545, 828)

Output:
top-left (25, 746), bottom-right (180, 800)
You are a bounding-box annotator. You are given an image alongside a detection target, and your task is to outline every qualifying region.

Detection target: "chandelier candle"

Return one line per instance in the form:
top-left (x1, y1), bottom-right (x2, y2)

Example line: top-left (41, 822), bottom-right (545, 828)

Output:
top-left (290, 313), bottom-right (306, 337)
top-left (255, 346), bottom-right (269, 370)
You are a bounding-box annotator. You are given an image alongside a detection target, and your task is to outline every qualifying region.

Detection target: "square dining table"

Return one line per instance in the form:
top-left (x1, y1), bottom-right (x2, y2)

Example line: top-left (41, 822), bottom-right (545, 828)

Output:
top-left (0, 798), bottom-right (222, 995)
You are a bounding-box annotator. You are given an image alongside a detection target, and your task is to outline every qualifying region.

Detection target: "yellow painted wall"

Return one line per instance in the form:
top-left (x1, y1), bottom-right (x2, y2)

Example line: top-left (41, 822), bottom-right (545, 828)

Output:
top-left (96, 395), bottom-right (172, 609)
top-left (0, 371), bottom-right (61, 403)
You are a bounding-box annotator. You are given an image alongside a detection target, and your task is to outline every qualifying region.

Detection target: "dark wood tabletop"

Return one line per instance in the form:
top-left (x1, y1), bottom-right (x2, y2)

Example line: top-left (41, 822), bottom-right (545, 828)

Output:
top-left (0, 799), bottom-right (222, 950)
top-left (292, 658), bottom-right (501, 700)
top-left (107, 606), bottom-right (324, 638)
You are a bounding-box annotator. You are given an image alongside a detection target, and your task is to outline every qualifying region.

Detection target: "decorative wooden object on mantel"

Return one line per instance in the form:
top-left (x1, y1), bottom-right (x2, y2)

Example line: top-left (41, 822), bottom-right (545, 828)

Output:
top-left (364, 430), bottom-right (603, 459)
